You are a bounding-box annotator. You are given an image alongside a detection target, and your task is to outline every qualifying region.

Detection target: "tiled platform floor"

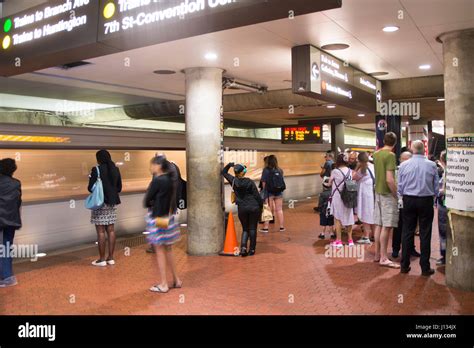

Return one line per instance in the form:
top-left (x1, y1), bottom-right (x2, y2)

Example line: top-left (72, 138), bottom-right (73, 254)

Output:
top-left (1, 202), bottom-right (472, 315)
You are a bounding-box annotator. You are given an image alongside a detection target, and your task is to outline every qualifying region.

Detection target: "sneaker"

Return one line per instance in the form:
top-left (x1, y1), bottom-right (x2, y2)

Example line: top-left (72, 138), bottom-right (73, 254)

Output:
top-left (357, 237), bottom-right (371, 244)
top-left (259, 228), bottom-right (269, 233)
top-left (0, 276), bottom-right (18, 288)
top-left (330, 233), bottom-right (336, 239)
top-left (106, 259), bottom-right (115, 265)
top-left (348, 239), bottom-right (355, 247)
top-left (146, 246), bottom-right (155, 254)
top-left (92, 260), bottom-right (107, 267)
top-left (279, 227), bottom-right (286, 232)
top-left (331, 240), bottom-right (343, 249)
top-left (436, 258), bottom-right (446, 266)
top-left (318, 233), bottom-right (325, 240)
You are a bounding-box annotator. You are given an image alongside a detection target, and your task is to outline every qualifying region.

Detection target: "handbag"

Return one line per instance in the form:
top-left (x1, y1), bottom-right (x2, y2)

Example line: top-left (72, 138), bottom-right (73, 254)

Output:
top-left (155, 215), bottom-right (170, 229)
top-left (261, 203), bottom-right (273, 222)
top-left (85, 166), bottom-right (104, 210)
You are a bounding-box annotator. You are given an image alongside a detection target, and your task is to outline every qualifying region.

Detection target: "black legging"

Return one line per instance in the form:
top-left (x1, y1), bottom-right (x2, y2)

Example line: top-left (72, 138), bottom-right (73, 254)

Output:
top-left (238, 209), bottom-right (260, 252)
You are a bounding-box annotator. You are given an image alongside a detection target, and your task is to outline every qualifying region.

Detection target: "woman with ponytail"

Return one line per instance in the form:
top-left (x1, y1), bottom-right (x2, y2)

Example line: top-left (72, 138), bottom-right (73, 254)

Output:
top-left (88, 149), bottom-right (122, 267)
top-left (144, 156), bottom-right (182, 293)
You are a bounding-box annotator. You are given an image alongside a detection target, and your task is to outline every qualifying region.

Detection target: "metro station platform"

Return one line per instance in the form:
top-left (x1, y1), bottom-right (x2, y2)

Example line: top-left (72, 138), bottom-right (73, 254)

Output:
top-left (1, 202), bottom-right (472, 316)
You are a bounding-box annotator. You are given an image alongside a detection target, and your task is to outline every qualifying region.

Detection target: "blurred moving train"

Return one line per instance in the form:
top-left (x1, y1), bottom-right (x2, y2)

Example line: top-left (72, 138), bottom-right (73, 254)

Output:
top-left (0, 124), bottom-right (328, 252)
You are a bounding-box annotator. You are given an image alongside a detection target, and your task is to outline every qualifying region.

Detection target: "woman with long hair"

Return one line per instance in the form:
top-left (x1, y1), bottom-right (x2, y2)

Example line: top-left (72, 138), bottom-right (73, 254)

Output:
top-left (328, 153), bottom-right (355, 248)
top-left (260, 155), bottom-right (286, 233)
top-left (353, 152), bottom-right (375, 244)
top-left (145, 156), bottom-right (182, 293)
top-left (88, 149), bottom-right (122, 267)
top-left (222, 162), bottom-right (263, 256)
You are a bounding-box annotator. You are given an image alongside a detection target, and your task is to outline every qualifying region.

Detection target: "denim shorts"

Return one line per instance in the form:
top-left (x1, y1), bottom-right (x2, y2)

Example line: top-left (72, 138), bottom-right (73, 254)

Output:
top-left (268, 192), bottom-right (283, 198)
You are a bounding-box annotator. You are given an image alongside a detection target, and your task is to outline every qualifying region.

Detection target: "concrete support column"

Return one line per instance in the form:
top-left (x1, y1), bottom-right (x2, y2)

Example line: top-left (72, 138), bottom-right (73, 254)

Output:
top-left (439, 28), bottom-right (474, 291)
top-left (331, 121), bottom-right (345, 154)
top-left (184, 67), bottom-right (225, 255)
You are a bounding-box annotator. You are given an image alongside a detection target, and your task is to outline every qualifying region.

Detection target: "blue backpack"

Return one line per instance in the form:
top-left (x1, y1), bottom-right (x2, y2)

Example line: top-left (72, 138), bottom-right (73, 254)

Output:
top-left (85, 166), bottom-right (105, 210)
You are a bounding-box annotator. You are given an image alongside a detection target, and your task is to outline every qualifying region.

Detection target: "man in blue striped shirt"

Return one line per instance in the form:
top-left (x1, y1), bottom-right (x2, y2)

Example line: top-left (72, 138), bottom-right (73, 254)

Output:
top-left (398, 140), bottom-right (439, 276)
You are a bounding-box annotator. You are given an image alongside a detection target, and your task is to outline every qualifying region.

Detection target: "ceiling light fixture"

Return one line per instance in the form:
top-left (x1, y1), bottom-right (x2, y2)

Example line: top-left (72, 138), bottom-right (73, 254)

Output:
top-left (383, 26), bottom-right (399, 32)
top-left (321, 43), bottom-right (350, 51)
top-left (357, 113), bottom-right (365, 117)
top-left (154, 69), bottom-right (176, 75)
top-left (437, 98), bottom-right (445, 102)
top-left (369, 71), bottom-right (389, 77)
top-left (419, 64), bottom-right (431, 70)
top-left (204, 52), bottom-right (218, 61)
top-left (326, 105), bottom-right (336, 109)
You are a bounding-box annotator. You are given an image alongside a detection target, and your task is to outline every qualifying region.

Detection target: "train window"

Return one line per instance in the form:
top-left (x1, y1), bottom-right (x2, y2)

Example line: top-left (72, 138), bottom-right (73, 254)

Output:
top-left (0, 149), bottom-right (325, 203)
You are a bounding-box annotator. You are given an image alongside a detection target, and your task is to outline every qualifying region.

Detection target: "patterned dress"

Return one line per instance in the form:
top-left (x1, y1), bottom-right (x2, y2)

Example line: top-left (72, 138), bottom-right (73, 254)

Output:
top-left (91, 204), bottom-right (117, 225)
top-left (145, 210), bottom-right (181, 246)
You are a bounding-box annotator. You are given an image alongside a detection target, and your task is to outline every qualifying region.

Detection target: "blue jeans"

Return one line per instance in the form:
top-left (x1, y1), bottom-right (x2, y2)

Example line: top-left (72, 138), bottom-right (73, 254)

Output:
top-left (0, 227), bottom-right (16, 280)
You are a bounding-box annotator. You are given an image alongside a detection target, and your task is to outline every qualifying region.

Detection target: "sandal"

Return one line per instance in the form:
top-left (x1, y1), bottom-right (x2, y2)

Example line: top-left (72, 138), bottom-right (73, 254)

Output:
top-left (171, 280), bottom-right (183, 289)
top-left (150, 285), bottom-right (169, 293)
top-left (379, 260), bottom-right (400, 269)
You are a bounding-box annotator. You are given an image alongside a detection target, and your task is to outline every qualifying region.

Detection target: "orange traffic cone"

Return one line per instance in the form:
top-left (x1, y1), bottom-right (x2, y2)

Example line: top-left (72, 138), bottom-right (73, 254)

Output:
top-left (219, 212), bottom-right (239, 256)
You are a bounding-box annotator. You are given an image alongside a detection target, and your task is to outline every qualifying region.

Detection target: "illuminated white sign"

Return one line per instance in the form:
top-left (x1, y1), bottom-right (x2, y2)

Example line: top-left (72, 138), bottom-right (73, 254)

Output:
top-left (104, 0), bottom-right (236, 35)
top-left (359, 77), bottom-right (376, 90)
top-left (323, 81), bottom-right (353, 99)
top-left (7, 0), bottom-right (91, 49)
top-left (321, 63), bottom-right (349, 82)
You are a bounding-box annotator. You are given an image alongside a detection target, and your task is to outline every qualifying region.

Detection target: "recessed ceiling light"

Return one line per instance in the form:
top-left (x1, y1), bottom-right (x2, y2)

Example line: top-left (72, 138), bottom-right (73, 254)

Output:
top-left (321, 43), bottom-right (350, 51)
top-left (369, 71), bottom-right (389, 77)
top-left (154, 69), bottom-right (176, 75)
top-left (204, 52), bottom-right (218, 61)
top-left (357, 113), bottom-right (365, 117)
top-left (327, 105), bottom-right (336, 109)
top-left (419, 64), bottom-right (431, 70)
top-left (437, 98), bottom-right (445, 102)
top-left (383, 26), bottom-right (399, 33)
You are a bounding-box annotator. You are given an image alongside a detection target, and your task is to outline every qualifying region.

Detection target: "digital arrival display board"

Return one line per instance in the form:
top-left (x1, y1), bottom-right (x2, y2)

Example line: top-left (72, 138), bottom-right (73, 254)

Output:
top-left (292, 44), bottom-right (382, 113)
top-left (0, 0), bottom-right (342, 76)
top-left (281, 124), bottom-right (323, 144)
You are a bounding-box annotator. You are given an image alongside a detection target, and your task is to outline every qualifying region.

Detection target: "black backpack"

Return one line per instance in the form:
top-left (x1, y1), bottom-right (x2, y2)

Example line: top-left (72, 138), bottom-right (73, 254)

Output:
top-left (267, 168), bottom-right (286, 194)
top-left (336, 168), bottom-right (358, 208)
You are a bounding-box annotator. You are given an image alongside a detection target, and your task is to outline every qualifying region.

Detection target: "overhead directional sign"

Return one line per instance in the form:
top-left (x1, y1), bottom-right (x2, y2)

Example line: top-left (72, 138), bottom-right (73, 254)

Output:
top-left (292, 44), bottom-right (382, 113)
top-left (0, 0), bottom-right (342, 76)
top-left (0, 0), bottom-right (119, 76)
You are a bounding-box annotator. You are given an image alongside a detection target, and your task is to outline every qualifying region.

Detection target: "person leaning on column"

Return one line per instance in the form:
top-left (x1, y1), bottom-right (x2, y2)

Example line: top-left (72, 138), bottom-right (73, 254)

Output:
top-left (398, 140), bottom-right (439, 276)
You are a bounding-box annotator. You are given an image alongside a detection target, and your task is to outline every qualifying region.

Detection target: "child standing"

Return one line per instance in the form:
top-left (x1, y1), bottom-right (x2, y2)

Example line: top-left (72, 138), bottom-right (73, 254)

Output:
top-left (318, 178), bottom-right (335, 239)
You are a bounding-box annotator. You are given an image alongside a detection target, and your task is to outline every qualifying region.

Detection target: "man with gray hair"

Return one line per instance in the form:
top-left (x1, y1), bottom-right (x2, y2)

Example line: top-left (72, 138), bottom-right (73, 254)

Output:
top-left (398, 140), bottom-right (438, 276)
